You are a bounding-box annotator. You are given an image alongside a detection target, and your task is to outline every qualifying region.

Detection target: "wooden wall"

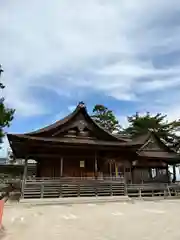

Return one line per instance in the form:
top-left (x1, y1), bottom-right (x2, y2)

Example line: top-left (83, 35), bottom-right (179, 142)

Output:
top-left (38, 155), bottom-right (133, 179)
top-left (38, 156), bottom-right (97, 178)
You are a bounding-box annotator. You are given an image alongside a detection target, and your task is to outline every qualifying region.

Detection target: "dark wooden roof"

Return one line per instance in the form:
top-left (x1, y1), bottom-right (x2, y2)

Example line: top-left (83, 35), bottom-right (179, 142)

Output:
top-left (130, 132), bottom-right (151, 145)
top-left (7, 102), bottom-right (131, 158)
top-left (136, 131), bottom-right (180, 163)
top-left (7, 102), bottom-right (180, 163)
top-left (7, 133), bottom-right (143, 147)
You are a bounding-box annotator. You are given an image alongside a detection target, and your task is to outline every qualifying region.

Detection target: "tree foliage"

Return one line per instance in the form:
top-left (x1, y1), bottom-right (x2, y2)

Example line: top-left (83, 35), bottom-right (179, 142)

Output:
top-left (91, 104), bottom-right (121, 133)
top-left (0, 65), bottom-right (15, 143)
top-left (123, 112), bottom-right (180, 150)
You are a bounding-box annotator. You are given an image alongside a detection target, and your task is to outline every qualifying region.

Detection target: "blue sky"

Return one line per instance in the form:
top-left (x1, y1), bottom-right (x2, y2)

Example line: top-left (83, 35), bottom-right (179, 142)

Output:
top-left (1, 0), bottom-right (180, 157)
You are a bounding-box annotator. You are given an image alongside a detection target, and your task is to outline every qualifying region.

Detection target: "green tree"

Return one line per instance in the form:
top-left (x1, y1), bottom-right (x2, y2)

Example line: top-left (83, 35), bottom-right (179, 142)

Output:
top-left (0, 65), bottom-right (15, 143)
top-left (124, 112), bottom-right (180, 150)
top-left (91, 104), bottom-right (121, 133)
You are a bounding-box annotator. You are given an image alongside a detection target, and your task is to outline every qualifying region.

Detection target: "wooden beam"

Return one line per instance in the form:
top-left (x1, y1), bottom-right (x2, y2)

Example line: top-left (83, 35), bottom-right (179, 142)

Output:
top-left (13, 141), bottom-right (128, 151)
top-left (28, 153), bottom-right (127, 160)
top-left (35, 153), bottom-right (102, 159)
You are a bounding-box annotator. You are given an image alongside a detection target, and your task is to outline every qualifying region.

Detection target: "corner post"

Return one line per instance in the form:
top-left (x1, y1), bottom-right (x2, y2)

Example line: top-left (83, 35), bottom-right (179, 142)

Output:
top-left (21, 157), bottom-right (28, 198)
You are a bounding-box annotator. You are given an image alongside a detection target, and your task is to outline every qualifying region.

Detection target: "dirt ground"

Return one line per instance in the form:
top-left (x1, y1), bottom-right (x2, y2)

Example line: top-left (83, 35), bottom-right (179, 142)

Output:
top-left (1, 199), bottom-right (180, 240)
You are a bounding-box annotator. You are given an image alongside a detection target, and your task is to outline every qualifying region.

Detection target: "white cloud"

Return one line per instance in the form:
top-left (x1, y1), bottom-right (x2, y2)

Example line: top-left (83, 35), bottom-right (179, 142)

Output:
top-left (1, 0), bottom-right (180, 116)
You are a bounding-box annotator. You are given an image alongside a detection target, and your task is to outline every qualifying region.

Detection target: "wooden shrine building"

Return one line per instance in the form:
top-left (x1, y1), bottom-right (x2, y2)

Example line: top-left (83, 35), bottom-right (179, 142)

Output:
top-left (7, 102), bottom-right (180, 184)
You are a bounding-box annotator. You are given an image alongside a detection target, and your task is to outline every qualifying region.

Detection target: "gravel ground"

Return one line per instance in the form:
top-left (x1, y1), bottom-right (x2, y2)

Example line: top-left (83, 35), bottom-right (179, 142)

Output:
top-left (1, 199), bottom-right (180, 240)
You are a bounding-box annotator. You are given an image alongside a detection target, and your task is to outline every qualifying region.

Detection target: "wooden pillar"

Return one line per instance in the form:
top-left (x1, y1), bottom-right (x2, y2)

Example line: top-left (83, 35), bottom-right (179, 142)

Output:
top-left (115, 162), bottom-right (118, 178)
top-left (172, 164), bottom-right (176, 183)
top-left (109, 161), bottom-right (112, 179)
top-left (166, 166), bottom-right (169, 182)
top-left (131, 167), bottom-right (134, 183)
top-left (95, 152), bottom-right (98, 178)
top-left (123, 164), bottom-right (126, 183)
top-left (60, 157), bottom-right (63, 177)
top-left (21, 157), bottom-right (28, 198)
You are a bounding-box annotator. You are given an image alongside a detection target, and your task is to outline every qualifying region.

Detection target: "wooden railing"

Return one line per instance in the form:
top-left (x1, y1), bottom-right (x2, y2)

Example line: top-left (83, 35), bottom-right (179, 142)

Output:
top-left (23, 178), bottom-right (125, 199)
top-left (0, 177), bottom-right (178, 200)
top-left (23, 180), bottom-right (180, 199)
top-left (127, 183), bottom-right (180, 198)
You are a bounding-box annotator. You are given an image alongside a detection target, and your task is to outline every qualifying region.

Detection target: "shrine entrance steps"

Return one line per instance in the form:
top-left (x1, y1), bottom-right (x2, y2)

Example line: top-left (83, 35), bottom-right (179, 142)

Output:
top-left (22, 179), bottom-right (126, 199)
